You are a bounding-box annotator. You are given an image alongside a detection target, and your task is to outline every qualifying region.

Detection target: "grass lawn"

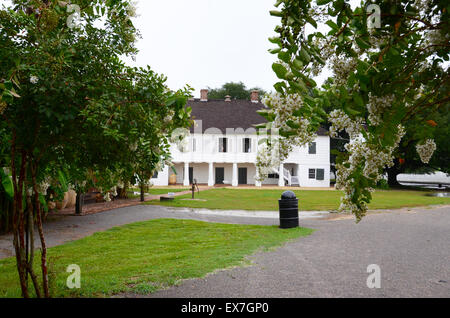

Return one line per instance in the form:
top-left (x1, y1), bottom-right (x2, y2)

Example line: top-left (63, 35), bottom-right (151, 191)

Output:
top-left (0, 219), bottom-right (312, 298)
top-left (145, 188), bottom-right (450, 211)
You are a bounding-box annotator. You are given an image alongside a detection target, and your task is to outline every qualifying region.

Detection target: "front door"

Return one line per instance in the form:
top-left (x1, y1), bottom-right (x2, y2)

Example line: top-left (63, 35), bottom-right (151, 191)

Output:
top-left (238, 168), bottom-right (247, 185)
top-left (215, 167), bottom-right (224, 184)
top-left (189, 167), bottom-right (194, 184)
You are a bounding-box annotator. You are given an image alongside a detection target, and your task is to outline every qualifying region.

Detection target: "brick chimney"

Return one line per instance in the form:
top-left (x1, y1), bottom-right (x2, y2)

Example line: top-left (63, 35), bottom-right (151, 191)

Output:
top-left (250, 90), bottom-right (259, 103)
top-left (200, 89), bottom-right (208, 102)
top-left (224, 95), bottom-right (231, 102)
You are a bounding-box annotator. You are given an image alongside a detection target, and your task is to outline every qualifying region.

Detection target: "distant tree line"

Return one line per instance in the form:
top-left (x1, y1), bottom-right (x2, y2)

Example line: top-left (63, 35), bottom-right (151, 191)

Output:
top-left (207, 82), bottom-right (267, 101)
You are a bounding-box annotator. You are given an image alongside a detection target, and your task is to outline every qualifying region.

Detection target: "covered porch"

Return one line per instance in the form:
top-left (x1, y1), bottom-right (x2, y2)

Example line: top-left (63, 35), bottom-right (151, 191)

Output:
top-left (171, 162), bottom-right (261, 187)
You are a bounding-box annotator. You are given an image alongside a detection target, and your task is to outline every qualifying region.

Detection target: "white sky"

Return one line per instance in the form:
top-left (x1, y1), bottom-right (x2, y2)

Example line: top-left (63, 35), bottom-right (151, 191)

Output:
top-left (127, 0), bottom-right (290, 97)
top-left (1, 0), bottom-right (337, 96)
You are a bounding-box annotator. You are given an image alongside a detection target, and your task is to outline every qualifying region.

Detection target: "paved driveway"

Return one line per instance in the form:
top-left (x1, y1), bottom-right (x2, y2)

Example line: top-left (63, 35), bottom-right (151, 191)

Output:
top-left (147, 206), bottom-right (450, 298)
top-left (1, 204), bottom-right (449, 297)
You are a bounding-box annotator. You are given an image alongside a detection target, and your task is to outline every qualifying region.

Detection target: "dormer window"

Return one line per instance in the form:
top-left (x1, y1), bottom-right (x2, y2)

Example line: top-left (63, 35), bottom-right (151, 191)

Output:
top-left (243, 138), bottom-right (251, 153)
top-left (219, 138), bottom-right (228, 153)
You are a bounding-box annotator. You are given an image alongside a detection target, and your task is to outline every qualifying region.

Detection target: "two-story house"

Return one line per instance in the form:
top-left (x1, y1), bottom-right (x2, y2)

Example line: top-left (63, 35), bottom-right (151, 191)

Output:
top-left (151, 89), bottom-right (330, 188)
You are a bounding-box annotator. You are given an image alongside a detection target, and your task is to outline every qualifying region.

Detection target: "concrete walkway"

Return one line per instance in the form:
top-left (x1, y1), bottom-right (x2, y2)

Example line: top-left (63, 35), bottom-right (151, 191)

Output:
top-left (1, 204), bottom-right (449, 297)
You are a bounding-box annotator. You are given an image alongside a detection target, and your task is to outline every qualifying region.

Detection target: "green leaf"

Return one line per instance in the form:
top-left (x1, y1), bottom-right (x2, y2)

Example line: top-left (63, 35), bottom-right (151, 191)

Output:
top-left (325, 20), bottom-right (339, 30)
top-left (299, 47), bottom-right (311, 63)
top-left (317, 0), bottom-right (333, 5)
top-left (268, 48), bottom-right (281, 54)
top-left (39, 194), bottom-right (48, 213)
top-left (355, 38), bottom-right (371, 49)
top-left (269, 36), bottom-right (281, 45)
top-left (270, 10), bottom-right (284, 17)
top-left (274, 82), bottom-right (287, 93)
top-left (305, 16), bottom-right (317, 28)
top-left (0, 169), bottom-right (14, 200)
top-left (58, 170), bottom-right (69, 192)
top-left (272, 63), bottom-right (289, 80)
top-left (292, 59), bottom-right (304, 70)
top-left (278, 51), bottom-right (291, 64)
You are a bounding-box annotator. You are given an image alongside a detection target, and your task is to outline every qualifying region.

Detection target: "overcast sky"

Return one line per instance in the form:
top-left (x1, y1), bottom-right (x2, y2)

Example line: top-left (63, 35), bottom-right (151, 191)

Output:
top-left (127, 0), bottom-right (284, 97)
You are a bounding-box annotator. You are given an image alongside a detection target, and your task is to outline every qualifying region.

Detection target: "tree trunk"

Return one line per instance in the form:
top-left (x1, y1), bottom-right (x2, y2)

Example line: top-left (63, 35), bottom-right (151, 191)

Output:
top-left (386, 166), bottom-right (401, 187)
top-left (31, 165), bottom-right (49, 298)
top-left (26, 192), bottom-right (41, 298)
top-left (11, 145), bottom-right (29, 298)
top-left (140, 183), bottom-right (145, 202)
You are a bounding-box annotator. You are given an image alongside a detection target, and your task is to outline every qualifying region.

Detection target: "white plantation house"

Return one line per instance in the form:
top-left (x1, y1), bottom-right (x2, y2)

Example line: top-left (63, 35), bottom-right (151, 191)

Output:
top-left (151, 89), bottom-right (331, 188)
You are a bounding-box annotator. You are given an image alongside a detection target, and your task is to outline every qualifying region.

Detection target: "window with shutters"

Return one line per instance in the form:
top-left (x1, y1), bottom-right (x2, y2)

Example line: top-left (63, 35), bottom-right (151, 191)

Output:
top-left (219, 138), bottom-right (227, 153)
top-left (316, 169), bottom-right (325, 180)
top-left (243, 138), bottom-right (251, 153)
top-left (308, 169), bottom-right (325, 180)
top-left (308, 142), bottom-right (317, 154)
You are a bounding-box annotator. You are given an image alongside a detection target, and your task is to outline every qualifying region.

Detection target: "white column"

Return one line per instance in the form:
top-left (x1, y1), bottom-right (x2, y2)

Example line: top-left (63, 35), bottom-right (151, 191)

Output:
top-left (208, 162), bottom-right (214, 186)
top-left (255, 165), bottom-right (262, 187)
top-left (278, 163), bottom-right (285, 187)
top-left (232, 163), bottom-right (238, 187)
top-left (183, 162), bottom-right (190, 186)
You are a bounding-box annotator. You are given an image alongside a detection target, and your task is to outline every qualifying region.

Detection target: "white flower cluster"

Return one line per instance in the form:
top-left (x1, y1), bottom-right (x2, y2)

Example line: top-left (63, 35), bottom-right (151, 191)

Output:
top-left (367, 93), bottom-right (394, 126)
top-left (328, 109), bottom-right (365, 139)
top-left (257, 93), bottom-right (316, 181)
top-left (126, 1), bottom-right (138, 18)
top-left (424, 29), bottom-right (449, 49)
top-left (414, 0), bottom-right (431, 13)
top-left (164, 110), bottom-right (175, 124)
top-left (36, 179), bottom-right (51, 195)
top-left (256, 143), bottom-right (279, 181)
top-left (336, 125), bottom-right (406, 220)
top-left (331, 56), bottom-right (357, 86)
top-left (416, 139), bottom-right (436, 164)
top-left (170, 128), bottom-right (190, 152)
top-left (30, 76), bottom-right (39, 84)
top-left (262, 93), bottom-right (316, 148)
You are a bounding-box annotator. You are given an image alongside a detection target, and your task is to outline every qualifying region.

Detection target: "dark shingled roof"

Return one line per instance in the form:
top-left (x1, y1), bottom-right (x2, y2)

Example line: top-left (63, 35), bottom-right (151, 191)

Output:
top-left (187, 99), bottom-right (328, 136)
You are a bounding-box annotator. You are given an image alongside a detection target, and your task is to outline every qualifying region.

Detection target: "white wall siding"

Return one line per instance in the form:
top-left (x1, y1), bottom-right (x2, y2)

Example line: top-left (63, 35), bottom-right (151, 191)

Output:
top-left (156, 133), bottom-right (330, 188)
top-left (150, 165), bottom-right (169, 186)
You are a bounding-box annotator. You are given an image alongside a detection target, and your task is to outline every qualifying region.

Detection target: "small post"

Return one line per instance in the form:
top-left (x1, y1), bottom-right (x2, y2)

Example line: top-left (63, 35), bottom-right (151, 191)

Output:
top-left (75, 191), bottom-right (84, 215)
top-left (191, 179), bottom-right (199, 199)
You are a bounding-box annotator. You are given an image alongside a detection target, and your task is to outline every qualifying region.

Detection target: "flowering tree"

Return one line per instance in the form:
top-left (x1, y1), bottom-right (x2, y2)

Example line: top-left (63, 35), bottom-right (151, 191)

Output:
top-left (258, 0), bottom-right (449, 221)
top-left (0, 0), bottom-right (191, 298)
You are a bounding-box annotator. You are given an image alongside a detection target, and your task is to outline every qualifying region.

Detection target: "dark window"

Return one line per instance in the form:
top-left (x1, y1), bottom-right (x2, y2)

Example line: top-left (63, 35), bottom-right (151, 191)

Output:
top-left (152, 171), bottom-right (158, 179)
top-left (308, 169), bottom-right (316, 179)
top-left (268, 173), bottom-right (279, 179)
top-left (219, 138), bottom-right (227, 153)
top-left (308, 142), bottom-right (317, 154)
top-left (316, 169), bottom-right (325, 181)
top-left (243, 138), bottom-right (251, 153)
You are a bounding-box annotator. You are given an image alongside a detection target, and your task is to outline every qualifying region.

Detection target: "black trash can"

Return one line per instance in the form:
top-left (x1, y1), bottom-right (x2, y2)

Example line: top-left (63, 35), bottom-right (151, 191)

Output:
top-left (279, 191), bottom-right (299, 229)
